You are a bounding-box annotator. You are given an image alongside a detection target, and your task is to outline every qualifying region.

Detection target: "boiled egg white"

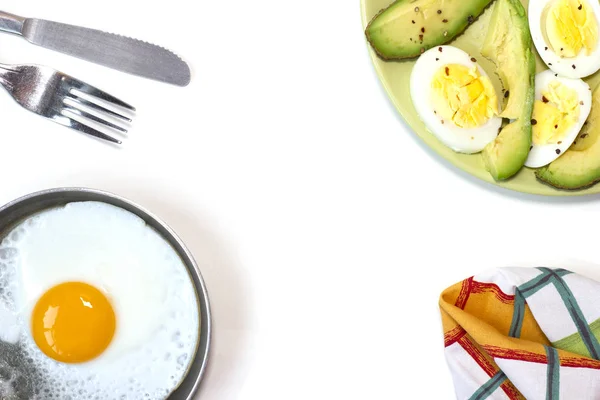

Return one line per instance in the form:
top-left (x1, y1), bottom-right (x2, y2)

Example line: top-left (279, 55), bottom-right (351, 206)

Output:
top-left (410, 45), bottom-right (502, 154)
top-left (529, 0), bottom-right (600, 78)
top-left (525, 69), bottom-right (591, 167)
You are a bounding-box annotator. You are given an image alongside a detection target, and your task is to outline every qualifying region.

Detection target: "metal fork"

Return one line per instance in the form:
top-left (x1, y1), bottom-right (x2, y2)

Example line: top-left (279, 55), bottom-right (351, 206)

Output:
top-left (0, 63), bottom-right (135, 144)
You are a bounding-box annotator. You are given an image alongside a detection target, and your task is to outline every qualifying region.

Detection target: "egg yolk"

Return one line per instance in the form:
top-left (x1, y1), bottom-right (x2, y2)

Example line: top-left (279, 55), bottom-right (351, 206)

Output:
top-left (31, 282), bottom-right (116, 363)
top-left (431, 64), bottom-right (498, 129)
top-left (532, 81), bottom-right (580, 145)
top-left (545, 0), bottom-right (598, 57)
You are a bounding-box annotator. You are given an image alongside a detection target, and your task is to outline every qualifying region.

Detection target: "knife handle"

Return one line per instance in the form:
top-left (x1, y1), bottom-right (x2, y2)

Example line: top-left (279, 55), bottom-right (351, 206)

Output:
top-left (0, 11), bottom-right (25, 35)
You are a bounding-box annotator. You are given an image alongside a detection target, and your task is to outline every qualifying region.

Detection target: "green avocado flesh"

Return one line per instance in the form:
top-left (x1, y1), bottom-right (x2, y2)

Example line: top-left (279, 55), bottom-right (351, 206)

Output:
top-left (480, 0), bottom-right (535, 181)
top-left (365, 0), bottom-right (494, 59)
top-left (536, 87), bottom-right (600, 190)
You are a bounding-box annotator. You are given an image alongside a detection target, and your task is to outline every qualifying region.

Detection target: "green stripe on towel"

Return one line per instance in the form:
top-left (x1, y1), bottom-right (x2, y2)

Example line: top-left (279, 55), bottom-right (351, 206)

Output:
top-left (545, 346), bottom-right (560, 400)
top-left (553, 318), bottom-right (600, 358)
top-left (468, 372), bottom-right (507, 400)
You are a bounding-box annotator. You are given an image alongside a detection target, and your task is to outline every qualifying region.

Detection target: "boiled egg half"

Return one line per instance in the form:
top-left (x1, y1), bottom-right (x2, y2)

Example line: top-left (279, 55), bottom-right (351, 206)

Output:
top-left (525, 69), bottom-right (591, 168)
top-left (529, 0), bottom-right (600, 78)
top-left (410, 46), bottom-right (502, 154)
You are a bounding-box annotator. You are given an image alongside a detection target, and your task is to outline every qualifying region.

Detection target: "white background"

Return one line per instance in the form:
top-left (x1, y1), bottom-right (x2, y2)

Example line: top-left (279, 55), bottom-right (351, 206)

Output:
top-left (2, 1), bottom-right (600, 399)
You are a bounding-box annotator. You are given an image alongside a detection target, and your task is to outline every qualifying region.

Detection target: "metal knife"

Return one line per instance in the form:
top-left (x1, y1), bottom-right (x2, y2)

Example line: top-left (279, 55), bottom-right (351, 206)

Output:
top-left (0, 11), bottom-right (191, 86)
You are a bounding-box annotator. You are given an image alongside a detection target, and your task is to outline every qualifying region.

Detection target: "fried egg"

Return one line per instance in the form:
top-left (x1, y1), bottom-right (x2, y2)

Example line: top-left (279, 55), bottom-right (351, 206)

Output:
top-left (410, 46), bottom-right (502, 154)
top-left (525, 69), bottom-right (591, 167)
top-left (0, 202), bottom-right (200, 399)
top-left (529, 0), bottom-right (600, 78)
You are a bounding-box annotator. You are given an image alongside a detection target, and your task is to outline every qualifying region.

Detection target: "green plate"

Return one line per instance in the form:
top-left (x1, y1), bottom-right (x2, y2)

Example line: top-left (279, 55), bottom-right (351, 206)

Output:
top-left (360, 0), bottom-right (600, 196)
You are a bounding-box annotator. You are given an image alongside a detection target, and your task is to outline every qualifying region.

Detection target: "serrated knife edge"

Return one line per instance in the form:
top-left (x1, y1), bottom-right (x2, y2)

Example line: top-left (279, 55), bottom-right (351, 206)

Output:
top-left (0, 10), bottom-right (191, 86)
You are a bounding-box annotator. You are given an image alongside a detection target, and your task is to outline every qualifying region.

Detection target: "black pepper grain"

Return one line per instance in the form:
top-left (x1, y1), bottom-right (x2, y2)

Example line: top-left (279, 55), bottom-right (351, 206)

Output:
top-left (573, 64), bottom-right (577, 69)
top-left (437, 9), bottom-right (442, 14)
top-left (439, 47), bottom-right (443, 52)
top-left (412, 20), bottom-right (415, 24)
top-left (531, 119), bottom-right (537, 125)
top-left (542, 96), bottom-right (549, 103)
top-left (421, 27), bottom-right (425, 33)
top-left (468, 15), bottom-right (474, 23)
top-left (579, 3), bottom-right (583, 9)
top-left (419, 34), bottom-right (424, 41)
top-left (556, 149), bottom-right (561, 154)
top-left (504, 91), bottom-right (509, 98)
top-left (470, 57), bottom-right (477, 62)
top-left (443, 19), bottom-right (448, 23)
top-left (555, 124), bottom-right (558, 129)
top-left (435, 58), bottom-right (439, 61)
top-left (445, 66), bottom-right (449, 75)
top-left (545, 46), bottom-right (548, 50)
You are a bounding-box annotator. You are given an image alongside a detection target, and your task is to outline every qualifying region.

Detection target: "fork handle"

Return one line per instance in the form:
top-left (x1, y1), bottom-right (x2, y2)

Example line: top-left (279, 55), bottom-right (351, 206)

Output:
top-left (0, 11), bottom-right (25, 36)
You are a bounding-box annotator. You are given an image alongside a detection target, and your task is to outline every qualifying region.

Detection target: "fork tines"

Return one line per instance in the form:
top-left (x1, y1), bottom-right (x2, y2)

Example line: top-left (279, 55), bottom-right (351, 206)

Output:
top-left (60, 79), bottom-right (136, 145)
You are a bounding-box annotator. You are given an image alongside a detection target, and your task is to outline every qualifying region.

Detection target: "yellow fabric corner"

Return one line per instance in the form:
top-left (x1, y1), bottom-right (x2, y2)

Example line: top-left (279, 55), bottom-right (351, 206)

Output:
top-left (440, 279), bottom-right (551, 357)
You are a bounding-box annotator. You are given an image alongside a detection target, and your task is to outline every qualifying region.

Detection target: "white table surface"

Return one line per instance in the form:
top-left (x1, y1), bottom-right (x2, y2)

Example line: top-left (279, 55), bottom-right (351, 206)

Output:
top-left (3, 1), bottom-right (600, 399)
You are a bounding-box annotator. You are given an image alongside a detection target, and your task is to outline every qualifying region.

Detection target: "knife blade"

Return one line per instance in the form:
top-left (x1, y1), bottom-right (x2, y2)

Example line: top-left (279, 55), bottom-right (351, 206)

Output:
top-left (0, 11), bottom-right (191, 86)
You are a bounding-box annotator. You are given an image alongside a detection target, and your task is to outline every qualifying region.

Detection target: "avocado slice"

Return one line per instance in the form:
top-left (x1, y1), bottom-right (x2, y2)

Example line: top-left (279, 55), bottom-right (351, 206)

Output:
top-left (480, 0), bottom-right (535, 181)
top-left (365, 0), bottom-right (494, 60)
top-left (536, 87), bottom-right (600, 190)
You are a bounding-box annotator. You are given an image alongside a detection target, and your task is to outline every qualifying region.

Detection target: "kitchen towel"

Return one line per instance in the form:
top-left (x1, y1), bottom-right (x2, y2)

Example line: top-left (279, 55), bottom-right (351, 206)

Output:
top-left (440, 267), bottom-right (600, 399)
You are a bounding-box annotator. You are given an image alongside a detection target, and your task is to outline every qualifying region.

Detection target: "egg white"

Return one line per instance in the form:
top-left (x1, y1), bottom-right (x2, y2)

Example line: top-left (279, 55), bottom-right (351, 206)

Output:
top-left (0, 202), bottom-right (200, 399)
top-left (529, 0), bottom-right (600, 78)
top-left (525, 70), bottom-right (591, 168)
top-left (410, 46), bottom-right (502, 154)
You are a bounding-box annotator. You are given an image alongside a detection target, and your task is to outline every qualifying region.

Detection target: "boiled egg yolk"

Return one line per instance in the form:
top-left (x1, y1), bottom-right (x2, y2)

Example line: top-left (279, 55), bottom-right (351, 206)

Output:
top-left (431, 64), bottom-right (498, 129)
top-left (532, 81), bottom-right (580, 145)
top-left (545, 0), bottom-right (598, 57)
top-left (31, 282), bottom-right (116, 363)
